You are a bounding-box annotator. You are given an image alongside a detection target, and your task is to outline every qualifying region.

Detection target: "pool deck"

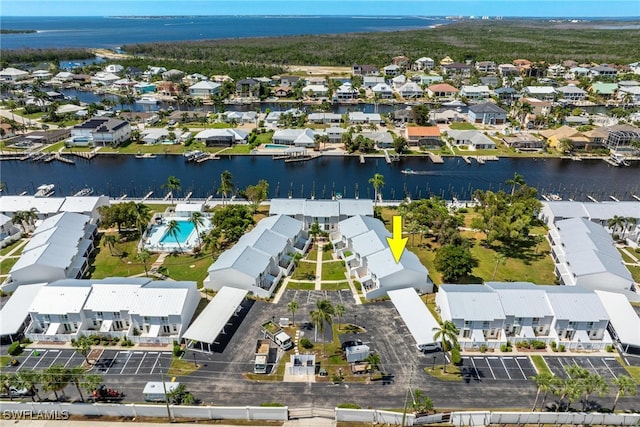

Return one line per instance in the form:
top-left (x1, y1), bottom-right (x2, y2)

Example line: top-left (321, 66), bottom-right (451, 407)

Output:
top-left (143, 216), bottom-right (211, 253)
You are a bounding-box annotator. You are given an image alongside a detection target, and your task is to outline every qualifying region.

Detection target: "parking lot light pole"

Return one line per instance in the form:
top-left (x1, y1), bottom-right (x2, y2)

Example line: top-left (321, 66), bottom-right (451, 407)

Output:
top-left (158, 361), bottom-right (173, 423)
top-left (192, 352), bottom-right (198, 368)
top-left (432, 355), bottom-right (436, 371)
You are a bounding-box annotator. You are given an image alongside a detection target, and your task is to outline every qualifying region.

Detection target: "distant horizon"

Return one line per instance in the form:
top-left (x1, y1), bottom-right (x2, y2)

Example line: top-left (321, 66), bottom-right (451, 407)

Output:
top-left (2, 1), bottom-right (639, 18)
top-left (3, 15), bottom-right (640, 19)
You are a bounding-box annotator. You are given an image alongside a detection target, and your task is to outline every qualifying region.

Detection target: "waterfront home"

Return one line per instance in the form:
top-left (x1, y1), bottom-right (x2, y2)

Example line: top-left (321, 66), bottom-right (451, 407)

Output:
top-left (278, 75), bottom-right (300, 87)
top-left (521, 97), bottom-right (551, 118)
top-left (0, 67), bottom-right (29, 82)
top-left (475, 61), bottom-right (496, 73)
top-left (602, 123), bottom-right (640, 153)
top-left (189, 80), bottom-right (221, 98)
top-left (236, 78), bottom-right (260, 97)
top-left (589, 65), bottom-right (618, 78)
top-left (460, 85), bottom-right (491, 100)
top-left (143, 66), bottom-right (167, 79)
top-left (391, 75), bottom-right (406, 89)
top-left (405, 126), bottom-right (442, 148)
top-left (269, 198), bottom-right (373, 231)
top-left (155, 81), bottom-right (181, 96)
top-left (133, 82), bottom-right (156, 94)
top-left (493, 87), bottom-right (521, 103)
top-left (184, 73), bottom-right (209, 85)
top-left (502, 134), bottom-right (544, 151)
top-left (352, 64), bottom-right (380, 76)
top-left (0, 196), bottom-right (103, 224)
top-left (440, 62), bottom-right (472, 78)
top-left (398, 82), bottom-right (423, 99)
top-left (355, 131), bottom-right (394, 149)
top-left (427, 83), bottom-right (459, 99)
top-left (306, 77), bottom-right (327, 87)
top-left (589, 82), bottom-right (618, 99)
top-left (548, 217), bottom-right (634, 292)
top-left (498, 64), bottom-right (519, 77)
top-left (70, 117), bottom-right (131, 147)
top-left (6, 212), bottom-right (95, 290)
top-left (272, 128), bottom-right (316, 147)
top-left (467, 102), bottom-right (507, 125)
top-left (273, 86), bottom-right (293, 98)
top-left (323, 127), bottom-right (347, 143)
top-left (162, 69), bottom-right (185, 81)
top-left (371, 83), bottom-right (394, 99)
top-left (383, 64), bottom-right (401, 77)
top-left (141, 128), bottom-right (171, 144)
top-left (104, 64), bottom-right (123, 74)
top-left (32, 70), bottom-right (52, 80)
top-left (194, 128), bottom-right (248, 146)
top-left (539, 125), bottom-right (589, 150)
top-left (348, 112), bottom-right (382, 125)
top-left (308, 113), bottom-right (341, 125)
top-left (564, 116), bottom-right (590, 126)
top-left (413, 57), bottom-right (435, 71)
top-left (302, 84), bottom-right (329, 98)
top-left (0, 213), bottom-right (21, 248)
top-left (90, 72), bottom-right (120, 87)
top-left (52, 71), bottom-right (75, 83)
top-left (617, 86), bottom-right (640, 105)
top-left (556, 85), bottom-right (587, 101)
top-left (113, 78), bottom-right (136, 91)
top-left (523, 86), bottom-right (556, 101)
top-left (254, 214), bottom-right (310, 254)
top-left (222, 111), bottom-right (257, 124)
top-left (363, 76), bottom-right (385, 89)
top-left (417, 74), bottom-right (443, 86)
top-left (394, 107), bottom-right (414, 124)
top-left (446, 129), bottom-right (496, 150)
top-left (335, 83), bottom-right (359, 100)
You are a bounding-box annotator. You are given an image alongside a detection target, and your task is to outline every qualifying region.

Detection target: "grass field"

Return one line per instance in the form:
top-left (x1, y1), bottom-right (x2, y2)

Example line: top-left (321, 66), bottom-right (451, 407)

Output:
top-left (0, 257), bottom-right (19, 275)
top-left (286, 281), bottom-right (315, 290)
top-left (321, 261), bottom-right (347, 281)
top-left (448, 123), bottom-right (477, 130)
top-left (88, 233), bottom-right (160, 279)
top-left (424, 364), bottom-right (462, 382)
top-left (0, 240), bottom-right (25, 256)
top-left (161, 252), bottom-right (212, 287)
top-left (291, 261), bottom-right (316, 280)
top-left (530, 355), bottom-right (551, 376)
top-left (322, 282), bottom-right (350, 291)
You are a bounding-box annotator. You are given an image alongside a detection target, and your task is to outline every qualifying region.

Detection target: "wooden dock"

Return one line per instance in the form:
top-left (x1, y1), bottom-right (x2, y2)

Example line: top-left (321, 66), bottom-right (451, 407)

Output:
top-left (428, 153), bottom-right (444, 164)
top-left (461, 156), bottom-right (472, 164)
top-left (360, 154), bottom-right (365, 164)
top-left (142, 191), bottom-right (154, 201)
top-left (587, 195), bottom-right (599, 203)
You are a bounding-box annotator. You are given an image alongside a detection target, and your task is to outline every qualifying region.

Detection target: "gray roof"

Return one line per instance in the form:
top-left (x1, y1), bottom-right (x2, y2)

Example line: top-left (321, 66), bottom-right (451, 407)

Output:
top-left (254, 214), bottom-right (303, 241)
top-left (468, 102), bottom-right (507, 114)
top-left (269, 199), bottom-right (305, 216)
top-left (208, 245), bottom-right (272, 278)
top-left (304, 200), bottom-right (340, 218)
top-left (0, 283), bottom-right (46, 336)
top-left (338, 199), bottom-right (374, 217)
top-left (439, 284), bottom-right (506, 321)
top-left (388, 288), bottom-right (440, 348)
top-left (366, 248), bottom-right (428, 280)
top-left (543, 201), bottom-right (589, 220)
top-left (595, 290), bottom-right (640, 348)
top-left (351, 229), bottom-right (390, 258)
top-left (544, 286), bottom-right (609, 321)
top-left (338, 215), bottom-right (389, 239)
top-left (236, 228), bottom-right (289, 258)
top-left (485, 282), bottom-right (554, 318)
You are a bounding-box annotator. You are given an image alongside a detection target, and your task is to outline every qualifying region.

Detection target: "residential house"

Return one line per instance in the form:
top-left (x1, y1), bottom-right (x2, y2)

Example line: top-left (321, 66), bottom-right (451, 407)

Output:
top-left (567, 66), bottom-right (590, 80)
top-left (618, 86), bottom-right (640, 105)
top-left (480, 76), bottom-right (499, 88)
top-left (556, 85), bottom-right (587, 101)
top-left (502, 134), bottom-right (544, 151)
top-left (189, 81), bottom-right (221, 98)
top-left (590, 82), bottom-right (618, 99)
top-left (0, 67), bottom-right (29, 82)
top-left (274, 86), bottom-right (293, 98)
top-left (547, 64), bottom-right (566, 78)
top-left (184, 73), bottom-right (208, 85)
top-left (413, 57), bottom-right (435, 71)
top-left (363, 76), bottom-right (385, 89)
top-left (548, 217), bottom-right (634, 292)
top-left (335, 83), bottom-right (359, 100)
top-left (70, 117), bottom-right (131, 147)
top-left (460, 85), bottom-right (491, 100)
top-left (467, 102), bottom-right (507, 125)
top-left (133, 82), bottom-right (156, 94)
top-left (104, 64), bottom-right (123, 74)
top-left (394, 107), bottom-right (414, 124)
top-left (52, 72), bottom-right (75, 84)
top-left (391, 75), bottom-right (406, 89)
top-left (32, 70), bottom-right (52, 80)
top-left (539, 125), bottom-right (590, 150)
top-left (323, 127), bottom-right (347, 143)
top-left (90, 72), bottom-right (120, 87)
top-left (498, 64), bottom-right (519, 77)
top-left (307, 113), bottom-right (341, 125)
top-left (439, 56), bottom-right (454, 65)
top-left (564, 116), bottom-right (590, 126)
top-left (440, 62), bottom-right (472, 78)
top-left (405, 126), bottom-right (442, 148)
top-left (235, 78), bottom-right (260, 97)
top-left (418, 75), bottom-right (443, 86)
top-left (352, 64), bottom-right (379, 76)
top-left (447, 129), bottom-right (496, 150)
top-left (523, 86), bottom-right (556, 101)
top-left (269, 198), bottom-right (373, 231)
top-left (589, 66), bottom-right (618, 78)
top-left (162, 69), bottom-right (184, 81)
top-left (222, 111), bottom-right (258, 124)
top-left (59, 196), bottom-right (110, 224)
top-left (475, 61), bottom-right (496, 73)
top-left (521, 97), bottom-right (552, 118)
top-left (427, 83), bottom-right (459, 99)
top-left (155, 81), bottom-right (181, 96)
top-left (0, 213), bottom-right (21, 248)
top-left (602, 124), bottom-right (640, 153)
top-left (278, 75), bottom-right (300, 87)
top-left (302, 84), bottom-right (329, 98)
top-left (143, 66), bottom-right (167, 79)
top-left (348, 112), bottom-right (382, 125)
top-left (513, 59), bottom-right (532, 73)
top-left (194, 129), bottom-right (248, 146)
top-left (271, 128), bottom-right (316, 147)
top-left (371, 83), bottom-right (394, 99)
top-left (140, 128), bottom-right (171, 144)
top-left (398, 82), bottom-right (423, 99)
top-left (383, 64), bottom-right (401, 77)
top-left (392, 56), bottom-right (410, 68)
top-left (493, 87), bottom-right (521, 103)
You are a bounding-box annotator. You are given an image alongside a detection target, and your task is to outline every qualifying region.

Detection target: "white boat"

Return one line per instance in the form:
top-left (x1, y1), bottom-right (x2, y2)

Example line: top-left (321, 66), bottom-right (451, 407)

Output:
top-left (34, 184), bottom-right (55, 197)
top-left (135, 152), bottom-right (157, 159)
top-left (136, 95), bottom-right (160, 105)
top-left (73, 187), bottom-right (94, 197)
top-left (606, 154), bottom-right (630, 167)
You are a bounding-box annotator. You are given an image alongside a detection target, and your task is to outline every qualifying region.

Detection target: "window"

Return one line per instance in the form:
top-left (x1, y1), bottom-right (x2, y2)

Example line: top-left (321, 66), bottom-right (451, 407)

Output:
top-left (464, 321), bottom-right (472, 328)
top-left (97, 311), bottom-right (104, 317)
top-left (60, 314), bottom-right (69, 321)
top-left (482, 321), bottom-right (490, 329)
top-left (144, 316), bottom-right (150, 323)
top-left (161, 317), bottom-right (168, 324)
top-left (586, 322), bottom-right (594, 328)
top-left (514, 317), bottom-right (523, 326)
top-left (114, 312), bottom-right (121, 319)
top-left (44, 315), bottom-right (50, 322)
top-left (532, 317), bottom-right (540, 325)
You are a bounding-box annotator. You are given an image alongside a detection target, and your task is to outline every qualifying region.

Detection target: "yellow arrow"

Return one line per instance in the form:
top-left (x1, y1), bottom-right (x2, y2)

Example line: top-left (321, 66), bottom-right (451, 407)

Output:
top-left (386, 215), bottom-right (408, 263)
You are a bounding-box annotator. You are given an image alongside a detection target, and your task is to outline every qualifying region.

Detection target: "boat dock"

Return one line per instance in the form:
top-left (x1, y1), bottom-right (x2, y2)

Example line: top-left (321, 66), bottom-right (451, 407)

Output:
top-left (142, 191), bottom-right (154, 201)
top-left (360, 154), bottom-right (365, 164)
top-left (587, 195), bottom-right (599, 203)
top-left (428, 153), bottom-right (444, 164)
top-left (195, 153), bottom-right (219, 163)
top-left (461, 156), bottom-right (472, 164)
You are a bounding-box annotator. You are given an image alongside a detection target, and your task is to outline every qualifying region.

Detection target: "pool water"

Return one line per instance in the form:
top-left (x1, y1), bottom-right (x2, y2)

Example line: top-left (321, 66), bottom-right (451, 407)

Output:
top-left (265, 144), bottom-right (288, 149)
top-left (159, 220), bottom-right (195, 244)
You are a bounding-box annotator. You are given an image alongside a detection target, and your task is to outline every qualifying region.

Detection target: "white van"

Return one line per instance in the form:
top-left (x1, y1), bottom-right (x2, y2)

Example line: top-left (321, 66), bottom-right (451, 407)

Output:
top-left (418, 342), bottom-right (442, 353)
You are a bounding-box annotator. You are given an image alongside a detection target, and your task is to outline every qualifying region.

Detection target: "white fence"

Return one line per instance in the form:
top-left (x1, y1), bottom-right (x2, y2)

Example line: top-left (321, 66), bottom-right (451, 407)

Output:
top-left (335, 407), bottom-right (415, 425)
top-left (448, 411), bottom-right (640, 427)
top-left (0, 401), bottom-right (288, 421)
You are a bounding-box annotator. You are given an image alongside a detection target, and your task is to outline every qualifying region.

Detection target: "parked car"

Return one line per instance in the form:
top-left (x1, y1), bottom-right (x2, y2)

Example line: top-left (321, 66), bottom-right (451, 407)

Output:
top-left (0, 387), bottom-right (32, 398)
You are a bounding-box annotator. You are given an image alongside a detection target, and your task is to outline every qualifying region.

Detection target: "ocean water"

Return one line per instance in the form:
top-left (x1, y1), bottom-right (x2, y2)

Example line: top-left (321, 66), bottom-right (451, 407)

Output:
top-left (0, 16), bottom-right (451, 50)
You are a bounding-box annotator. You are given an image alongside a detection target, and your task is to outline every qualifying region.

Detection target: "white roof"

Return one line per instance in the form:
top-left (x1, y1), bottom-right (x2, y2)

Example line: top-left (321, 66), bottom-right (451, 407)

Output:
top-left (175, 203), bottom-right (203, 213)
top-left (194, 128), bottom-right (248, 141)
top-left (254, 214), bottom-right (303, 241)
top-left (485, 282), bottom-right (554, 318)
top-left (0, 196), bottom-right (65, 215)
top-left (189, 80), bottom-right (221, 90)
top-left (350, 229), bottom-right (389, 258)
top-left (365, 247), bottom-right (428, 280)
top-left (143, 382), bottom-right (180, 395)
top-left (388, 288), bottom-right (440, 348)
top-left (544, 287), bottom-right (608, 321)
top-left (128, 282), bottom-right (195, 316)
top-left (208, 244), bottom-right (272, 278)
top-left (269, 199), bottom-right (305, 216)
top-left (183, 286), bottom-right (247, 344)
top-left (30, 283), bottom-right (92, 314)
top-left (339, 200), bottom-right (373, 217)
top-left (338, 215), bottom-right (390, 239)
top-left (237, 228), bottom-right (288, 258)
top-left (0, 213), bottom-right (12, 227)
top-left (10, 242), bottom-right (79, 276)
top-left (23, 225), bottom-right (85, 252)
top-left (439, 285), bottom-right (506, 321)
top-left (304, 200), bottom-right (340, 217)
top-left (0, 283), bottom-right (46, 336)
top-left (595, 290), bottom-right (640, 349)
top-left (0, 67), bottom-right (29, 76)
top-left (36, 211), bottom-right (90, 233)
top-left (525, 86), bottom-right (556, 94)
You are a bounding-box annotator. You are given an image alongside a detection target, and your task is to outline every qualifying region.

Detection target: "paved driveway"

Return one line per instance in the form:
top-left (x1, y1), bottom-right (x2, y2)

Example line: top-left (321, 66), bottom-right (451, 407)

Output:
top-left (461, 355), bottom-right (537, 381)
top-left (544, 356), bottom-right (626, 380)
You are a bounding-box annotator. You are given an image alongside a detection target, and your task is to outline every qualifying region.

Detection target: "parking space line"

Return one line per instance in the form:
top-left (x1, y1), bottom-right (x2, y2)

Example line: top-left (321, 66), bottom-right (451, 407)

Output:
top-left (135, 352), bottom-right (148, 375)
top-left (119, 351), bottom-right (133, 375)
top-left (49, 349), bottom-right (62, 366)
top-left (469, 357), bottom-right (480, 379)
top-left (16, 350), bottom-right (33, 372)
top-left (63, 352), bottom-right (76, 368)
top-left (486, 357), bottom-right (497, 380)
top-left (515, 357), bottom-right (528, 380)
top-left (103, 353), bottom-right (120, 374)
top-left (32, 350), bottom-right (49, 370)
top-left (500, 357), bottom-right (512, 380)
top-left (600, 358), bottom-right (618, 379)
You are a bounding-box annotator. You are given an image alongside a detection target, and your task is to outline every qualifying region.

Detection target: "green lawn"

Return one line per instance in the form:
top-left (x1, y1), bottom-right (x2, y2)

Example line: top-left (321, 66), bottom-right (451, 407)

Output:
top-left (424, 364), bottom-right (462, 382)
top-left (627, 265), bottom-right (640, 283)
top-left (617, 357), bottom-right (640, 383)
top-left (222, 144), bottom-right (252, 154)
top-left (0, 257), bottom-right (19, 275)
top-left (322, 249), bottom-right (335, 261)
top-left (530, 355), bottom-right (551, 376)
top-left (167, 357), bottom-right (200, 376)
top-left (16, 109), bottom-right (45, 119)
top-left (0, 240), bottom-right (25, 256)
top-left (618, 249), bottom-right (637, 264)
top-left (88, 234), bottom-right (160, 279)
top-left (307, 247), bottom-right (319, 260)
top-left (161, 252), bottom-right (212, 287)
top-left (291, 261), bottom-right (317, 280)
top-left (42, 141), bottom-right (66, 153)
top-left (286, 281), bottom-right (315, 290)
top-left (448, 122), bottom-right (477, 130)
top-left (321, 261), bottom-right (347, 281)
top-left (256, 131), bottom-right (274, 144)
top-left (322, 282), bottom-right (350, 291)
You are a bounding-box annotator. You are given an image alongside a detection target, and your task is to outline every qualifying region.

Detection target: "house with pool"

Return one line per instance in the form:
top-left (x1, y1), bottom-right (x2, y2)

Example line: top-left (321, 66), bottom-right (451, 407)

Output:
top-left (143, 203), bottom-right (212, 253)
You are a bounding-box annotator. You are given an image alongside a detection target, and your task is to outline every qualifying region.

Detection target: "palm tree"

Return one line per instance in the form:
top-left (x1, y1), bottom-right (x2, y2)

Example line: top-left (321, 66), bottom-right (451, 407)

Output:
top-left (608, 215), bottom-right (626, 239)
top-left (335, 304), bottom-right (346, 330)
top-left (622, 217), bottom-right (638, 239)
top-left (432, 321), bottom-right (459, 373)
top-left (67, 366), bottom-right (88, 402)
top-left (309, 299), bottom-right (335, 356)
top-left (505, 172), bottom-right (525, 196)
top-left (287, 301), bottom-right (299, 326)
top-left (217, 170), bottom-right (234, 205)
top-left (103, 234), bottom-right (118, 256)
top-left (492, 253), bottom-right (507, 280)
top-left (11, 211), bottom-right (25, 233)
top-left (0, 373), bottom-right (14, 401)
top-left (368, 173), bottom-right (385, 206)
top-left (41, 365), bottom-right (70, 401)
top-left (162, 175), bottom-right (181, 205)
top-left (72, 335), bottom-right (93, 364)
top-left (580, 372), bottom-right (608, 411)
top-left (80, 373), bottom-right (104, 401)
top-left (166, 219), bottom-right (183, 253)
top-left (132, 203), bottom-right (152, 237)
top-left (189, 211), bottom-right (205, 248)
top-left (14, 371), bottom-right (41, 402)
top-left (137, 249), bottom-right (151, 277)
top-left (365, 352), bottom-right (381, 380)
top-left (611, 375), bottom-right (637, 412)
top-left (531, 372), bottom-right (554, 412)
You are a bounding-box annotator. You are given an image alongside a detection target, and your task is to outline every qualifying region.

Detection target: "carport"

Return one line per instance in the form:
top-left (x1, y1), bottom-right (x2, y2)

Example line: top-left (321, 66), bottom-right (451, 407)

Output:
top-left (595, 291), bottom-right (640, 355)
top-left (388, 288), bottom-right (440, 351)
top-left (0, 283), bottom-right (45, 343)
top-left (183, 286), bottom-right (248, 352)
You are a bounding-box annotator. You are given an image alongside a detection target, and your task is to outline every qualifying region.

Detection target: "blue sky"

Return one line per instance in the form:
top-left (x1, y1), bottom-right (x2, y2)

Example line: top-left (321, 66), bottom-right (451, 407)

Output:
top-left (2, 1), bottom-right (639, 17)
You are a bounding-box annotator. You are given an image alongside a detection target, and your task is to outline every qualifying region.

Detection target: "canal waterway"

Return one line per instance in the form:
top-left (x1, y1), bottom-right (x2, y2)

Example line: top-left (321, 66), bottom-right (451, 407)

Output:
top-left (2, 155), bottom-right (639, 202)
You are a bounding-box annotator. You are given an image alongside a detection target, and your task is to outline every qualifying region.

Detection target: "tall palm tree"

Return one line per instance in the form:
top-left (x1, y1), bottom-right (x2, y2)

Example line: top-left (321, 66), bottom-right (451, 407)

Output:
top-left (14, 370), bottom-right (41, 402)
top-left (365, 352), bottom-right (381, 380)
top-left (492, 253), bottom-right (507, 280)
top-left (309, 299), bottom-right (335, 356)
top-left (132, 203), bottom-right (152, 237)
top-left (607, 215), bottom-right (626, 238)
top-left (580, 372), bottom-right (608, 411)
top-left (41, 365), bottom-right (70, 401)
top-left (335, 304), bottom-right (346, 330)
top-left (531, 372), bottom-right (554, 411)
top-left (189, 211), bottom-right (205, 248)
top-left (505, 172), bottom-right (526, 196)
top-left (162, 175), bottom-right (181, 205)
top-left (368, 173), bottom-right (385, 206)
top-left (11, 211), bottom-right (25, 233)
top-left (287, 301), bottom-right (299, 326)
top-left (432, 321), bottom-right (459, 373)
top-left (611, 375), bottom-right (637, 412)
top-left (622, 217), bottom-right (638, 239)
top-left (137, 249), bottom-right (151, 277)
top-left (67, 366), bottom-right (88, 402)
top-left (217, 170), bottom-right (234, 205)
top-left (103, 234), bottom-right (118, 256)
top-left (166, 219), bottom-right (183, 253)
top-left (80, 373), bottom-right (104, 401)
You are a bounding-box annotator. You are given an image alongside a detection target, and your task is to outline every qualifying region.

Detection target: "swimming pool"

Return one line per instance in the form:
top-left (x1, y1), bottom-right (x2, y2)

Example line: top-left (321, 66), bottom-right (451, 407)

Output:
top-left (159, 220), bottom-right (195, 244)
top-left (265, 144), bottom-right (288, 149)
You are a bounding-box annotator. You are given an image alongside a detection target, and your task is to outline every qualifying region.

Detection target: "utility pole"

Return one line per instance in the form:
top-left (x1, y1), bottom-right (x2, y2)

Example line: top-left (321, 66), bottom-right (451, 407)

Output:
top-left (158, 361), bottom-right (173, 423)
top-left (400, 366), bottom-right (414, 427)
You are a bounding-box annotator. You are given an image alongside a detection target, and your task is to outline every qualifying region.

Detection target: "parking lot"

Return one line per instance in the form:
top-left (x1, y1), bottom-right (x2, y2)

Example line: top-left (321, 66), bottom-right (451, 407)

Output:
top-left (460, 355), bottom-right (537, 381)
top-left (5, 348), bottom-right (172, 376)
top-left (544, 356), bottom-right (627, 380)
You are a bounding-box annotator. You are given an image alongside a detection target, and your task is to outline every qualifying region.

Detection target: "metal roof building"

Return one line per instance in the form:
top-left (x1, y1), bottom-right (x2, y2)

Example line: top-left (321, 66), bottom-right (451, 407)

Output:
top-left (0, 283), bottom-right (46, 343)
top-left (388, 288), bottom-right (440, 351)
top-left (595, 290), bottom-right (640, 355)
